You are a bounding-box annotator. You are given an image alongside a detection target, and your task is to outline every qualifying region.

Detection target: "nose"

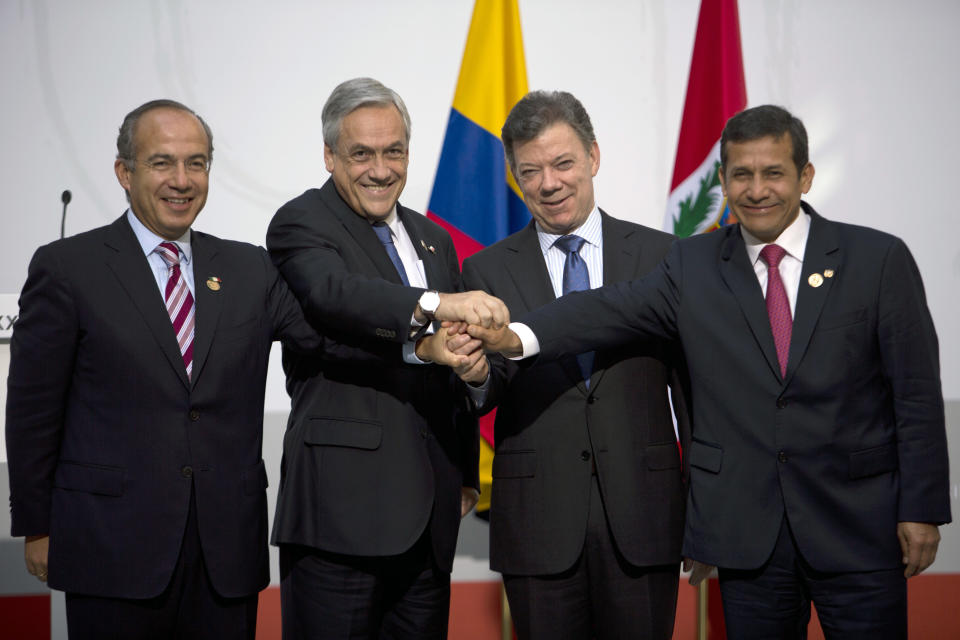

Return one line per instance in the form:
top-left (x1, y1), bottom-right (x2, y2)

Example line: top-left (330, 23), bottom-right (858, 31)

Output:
top-left (169, 161), bottom-right (191, 189)
top-left (746, 175), bottom-right (769, 201)
top-left (540, 167), bottom-right (561, 194)
top-left (368, 153), bottom-right (391, 181)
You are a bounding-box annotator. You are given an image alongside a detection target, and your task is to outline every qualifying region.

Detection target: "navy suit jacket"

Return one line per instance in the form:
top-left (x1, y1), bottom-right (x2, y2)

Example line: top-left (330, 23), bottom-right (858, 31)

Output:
top-left (6, 214), bottom-right (320, 598)
top-left (462, 212), bottom-right (690, 575)
top-left (523, 203), bottom-right (950, 572)
top-left (266, 179), bottom-right (478, 572)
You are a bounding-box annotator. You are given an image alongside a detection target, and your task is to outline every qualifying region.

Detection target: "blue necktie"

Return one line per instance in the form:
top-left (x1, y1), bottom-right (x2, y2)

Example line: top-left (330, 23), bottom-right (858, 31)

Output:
top-left (372, 222), bottom-right (410, 286)
top-left (554, 235), bottom-right (594, 386)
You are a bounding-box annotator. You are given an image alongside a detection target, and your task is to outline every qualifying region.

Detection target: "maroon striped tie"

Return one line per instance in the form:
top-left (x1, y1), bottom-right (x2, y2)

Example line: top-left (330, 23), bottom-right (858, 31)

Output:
top-left (155, 242), bottom-right (195, 379)
top-left (760, 244), bottom-right (792, 378)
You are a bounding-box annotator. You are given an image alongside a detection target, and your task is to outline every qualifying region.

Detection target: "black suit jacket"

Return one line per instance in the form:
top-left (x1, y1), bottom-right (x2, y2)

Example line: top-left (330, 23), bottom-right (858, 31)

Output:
top-left (523, 203), bottom-right (951, 572)
top-left (5, 214), bottom-right (320, 598)
top-left (461, 212), bottom-right (690, 575)
top-left (266, 179), bottom-right (478, 572)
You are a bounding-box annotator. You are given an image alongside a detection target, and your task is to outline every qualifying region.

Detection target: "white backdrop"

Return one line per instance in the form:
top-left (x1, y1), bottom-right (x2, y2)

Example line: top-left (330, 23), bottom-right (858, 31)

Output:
top-left (1, 0), bottom-right (958, 584)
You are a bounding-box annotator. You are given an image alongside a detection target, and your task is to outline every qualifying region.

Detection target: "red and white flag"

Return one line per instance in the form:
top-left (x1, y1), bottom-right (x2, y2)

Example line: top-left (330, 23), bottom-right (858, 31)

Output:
top-left (664, 0), bottom-right (747, 237)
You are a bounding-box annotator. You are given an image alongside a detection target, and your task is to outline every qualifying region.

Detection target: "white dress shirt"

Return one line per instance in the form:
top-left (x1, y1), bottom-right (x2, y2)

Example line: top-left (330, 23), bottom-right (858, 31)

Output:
top-left (127, 209), bottom-right (194, 298)
top-left (372, 207), bottom-right (433, 365)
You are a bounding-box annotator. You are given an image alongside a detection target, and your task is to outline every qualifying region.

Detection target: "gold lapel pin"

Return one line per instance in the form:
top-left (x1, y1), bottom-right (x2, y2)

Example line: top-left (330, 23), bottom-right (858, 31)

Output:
top-left (823, 269), bottom-right (835, 278)
top-left (808, 273), bottom-right (824, 288)
top-left (420, 239), bottom-right (436, 254)
top-left (206, 276), bottom-right (222, 292)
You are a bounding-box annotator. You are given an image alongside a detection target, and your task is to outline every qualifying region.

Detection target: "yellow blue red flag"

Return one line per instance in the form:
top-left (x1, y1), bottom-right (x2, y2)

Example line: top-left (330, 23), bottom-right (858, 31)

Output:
top-left (426, 0), bottom-right (530, 512)
top-left (427, 0), bottom-right (529, 262)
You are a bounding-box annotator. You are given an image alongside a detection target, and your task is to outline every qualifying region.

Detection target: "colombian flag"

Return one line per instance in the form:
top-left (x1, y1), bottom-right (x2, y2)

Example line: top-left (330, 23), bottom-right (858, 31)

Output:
top-left (426, 0), bottom-right (529, 512)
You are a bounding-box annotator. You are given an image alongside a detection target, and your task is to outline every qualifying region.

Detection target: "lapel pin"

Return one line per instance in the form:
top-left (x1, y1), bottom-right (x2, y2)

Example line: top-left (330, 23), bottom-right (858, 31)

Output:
top-left (823, 269), bottom-right (835, 278)
top-left (206, 276), bottom-right (222, 292)
top-left (808, 273), bottom-right (824, 288)
top-left (420, 239), bottom-right (436, 254)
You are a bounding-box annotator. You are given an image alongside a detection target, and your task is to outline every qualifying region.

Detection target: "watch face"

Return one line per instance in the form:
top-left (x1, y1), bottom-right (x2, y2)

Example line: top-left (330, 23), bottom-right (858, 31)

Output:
top-left (422, 291), bottom-right (440, 314)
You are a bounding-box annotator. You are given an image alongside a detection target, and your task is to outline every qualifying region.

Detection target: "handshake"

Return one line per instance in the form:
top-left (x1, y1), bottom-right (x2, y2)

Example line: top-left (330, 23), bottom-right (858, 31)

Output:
top-left (413, 290), bottom-right (521, 384)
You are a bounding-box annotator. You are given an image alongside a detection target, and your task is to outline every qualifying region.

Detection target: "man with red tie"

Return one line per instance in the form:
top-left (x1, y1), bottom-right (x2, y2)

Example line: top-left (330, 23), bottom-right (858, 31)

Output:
top-left (473, 105), bottom-right (950, 639)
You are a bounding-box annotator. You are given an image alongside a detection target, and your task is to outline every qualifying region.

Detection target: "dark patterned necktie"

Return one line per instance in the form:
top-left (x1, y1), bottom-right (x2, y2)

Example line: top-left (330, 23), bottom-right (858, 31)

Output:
top-left (372, 222), bottom-right (410, 286)
top-left (760, 244), bottom-right (792, 378)
top-left (155, 242), bottom-right (195, 379)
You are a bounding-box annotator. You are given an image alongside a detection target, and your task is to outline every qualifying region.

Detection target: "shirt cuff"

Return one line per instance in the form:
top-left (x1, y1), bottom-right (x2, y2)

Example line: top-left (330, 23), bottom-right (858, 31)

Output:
top-left (509, 322), bottom-right (540, 359)
top-left (403, 323), bottom-right (437, 364)
top-left (465, 374), bottom-right (490, 408)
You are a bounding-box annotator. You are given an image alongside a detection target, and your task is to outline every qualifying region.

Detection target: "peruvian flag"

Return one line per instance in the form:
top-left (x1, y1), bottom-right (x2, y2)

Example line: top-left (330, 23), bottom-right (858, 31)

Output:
top-left (664, 0), bottom-right (747, 237)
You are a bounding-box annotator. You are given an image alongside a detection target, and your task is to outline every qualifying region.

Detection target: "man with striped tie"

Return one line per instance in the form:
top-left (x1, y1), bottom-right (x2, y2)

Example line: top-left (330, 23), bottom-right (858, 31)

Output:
top-left (5, 99), bottom-right (327, 639)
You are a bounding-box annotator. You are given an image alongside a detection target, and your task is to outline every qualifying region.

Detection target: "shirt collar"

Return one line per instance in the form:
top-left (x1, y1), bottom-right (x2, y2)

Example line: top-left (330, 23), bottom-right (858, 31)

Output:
top-left (369, 205), bottom-right (402, 236)
top-left (536, 205), bottom-right (602, 255)
top-left (127, 209), bottom-right (192, 264)
top-left (741, 208), bottom-right (810, 266)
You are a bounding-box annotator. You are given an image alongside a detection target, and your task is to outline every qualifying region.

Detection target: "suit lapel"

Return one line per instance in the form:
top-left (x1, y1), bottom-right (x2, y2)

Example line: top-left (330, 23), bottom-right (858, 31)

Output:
top-left (502, 222), bottom-right (556, 313)
top-left (718, 226), bottom-right (783, 382)
top-left (103, 215), bottom-right (191, 389)
top-left (589, 212), bottom-right (639, 391)
top-left (504, 221), bottom-right (590, 394)
top-left (319, 180), bottom-right (406, 284)
top-left (784, 205), bottom-right (840, 385)
top-left (189, 232), bottom-right (222, 387)
top-left (400, 205), bottom-right (445, 289)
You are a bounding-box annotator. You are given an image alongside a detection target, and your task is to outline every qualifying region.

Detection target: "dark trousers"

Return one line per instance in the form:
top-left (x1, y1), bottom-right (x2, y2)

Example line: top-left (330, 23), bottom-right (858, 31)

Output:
top-left (279, 532), bottom-right (451, 640)
top-left (503, 475), bottom-right (680, 640)
top-left (719, 517), bottom-right (907, 640)
top-left (65, 487), bottom-right (258, 640)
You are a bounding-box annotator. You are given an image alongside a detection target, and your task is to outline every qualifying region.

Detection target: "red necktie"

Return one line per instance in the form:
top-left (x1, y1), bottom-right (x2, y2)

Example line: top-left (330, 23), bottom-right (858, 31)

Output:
top-left (760, 244), bottom-right (792, 378)
top-left (155, 242), bottom-right (195, 379)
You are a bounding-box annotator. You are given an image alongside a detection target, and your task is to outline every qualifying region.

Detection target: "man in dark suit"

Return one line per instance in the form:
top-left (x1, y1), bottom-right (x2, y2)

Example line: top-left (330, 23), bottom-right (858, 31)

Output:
top-left (472, 105), bottom-right (950, 639)
top-left (266, 77), bottom-right (488, 639)
top-left (5, 99), bottom-right (323, 638)
top-left (460, 91), bottom-right (689, 639)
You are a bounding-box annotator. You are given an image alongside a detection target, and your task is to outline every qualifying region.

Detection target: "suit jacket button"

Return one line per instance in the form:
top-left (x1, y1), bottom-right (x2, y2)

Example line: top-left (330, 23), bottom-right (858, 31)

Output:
top-left (776, 398), bottom-right (788, 409)
top-left (189, 409), bottom-right (200, 421)
top-left (181, 466), bottom-right (193, 478)
top-left (580, 450), bottom-right (591, 461)
top-left (587, 396), bottom-right (596, 404)
top-left (420, 429), bottom-right (428, 439)
top-left (777, 451), bottom-right (787, 463)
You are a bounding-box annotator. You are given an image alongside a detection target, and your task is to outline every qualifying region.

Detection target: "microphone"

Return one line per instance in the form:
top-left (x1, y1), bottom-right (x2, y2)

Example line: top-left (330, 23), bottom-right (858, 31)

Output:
top-left (60, 190), bottom-right (72, 239)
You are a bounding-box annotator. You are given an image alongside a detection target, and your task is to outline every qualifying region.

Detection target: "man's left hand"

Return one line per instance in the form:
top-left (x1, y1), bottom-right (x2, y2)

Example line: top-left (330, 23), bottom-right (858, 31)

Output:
top-left (898, 521), bottom-right (940, 577)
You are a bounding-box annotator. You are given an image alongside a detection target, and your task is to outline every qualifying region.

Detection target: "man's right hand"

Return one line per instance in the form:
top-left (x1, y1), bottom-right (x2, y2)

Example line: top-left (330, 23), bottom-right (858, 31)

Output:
top-left (25, 535), bottom-right (49, 583)
top-left (467, 324), bottom-right (523, 358)
top-left (431, 291), bottom-right (509, 329)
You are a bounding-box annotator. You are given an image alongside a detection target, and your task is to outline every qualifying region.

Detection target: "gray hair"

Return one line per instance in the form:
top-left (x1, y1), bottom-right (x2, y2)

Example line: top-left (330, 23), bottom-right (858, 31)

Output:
top-left (321, 77), bottom-right (412, 149)
top-left (116, 99), bottom-right (213, 170)
top-left (501, 91), bottom-right (596, 172)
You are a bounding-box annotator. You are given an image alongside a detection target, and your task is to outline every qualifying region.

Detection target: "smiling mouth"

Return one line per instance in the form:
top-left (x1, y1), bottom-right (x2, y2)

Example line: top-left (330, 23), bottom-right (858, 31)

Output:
top-left (541, 195), bottom-right (570, 208)
top-left (361, 183), bottom-right (394, 194)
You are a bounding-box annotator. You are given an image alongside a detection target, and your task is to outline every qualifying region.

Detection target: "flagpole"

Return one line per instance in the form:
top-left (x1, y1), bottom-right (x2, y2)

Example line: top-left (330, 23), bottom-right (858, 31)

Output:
top-left (501, 583), bottom-right (513, 640)
top-left (697, 582), bottom-right (708, 639)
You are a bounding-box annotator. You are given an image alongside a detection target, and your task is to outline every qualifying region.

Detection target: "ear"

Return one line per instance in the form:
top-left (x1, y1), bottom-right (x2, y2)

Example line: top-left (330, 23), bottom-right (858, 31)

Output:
top-left (800, 162), bottom-right (815, 193)
top-left (323, 144), bottom-right (336, 173)
top-left (115, 159), bottom-right (132, 191)
top-left (718, 165), bottom-right (728, 197)
top-left (589, 141), bottom-right (600, 177)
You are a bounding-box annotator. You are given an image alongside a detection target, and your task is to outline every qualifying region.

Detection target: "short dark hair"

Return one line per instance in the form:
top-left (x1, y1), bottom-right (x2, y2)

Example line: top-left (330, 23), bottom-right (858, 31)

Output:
top-left (501, 90), bottom-right (595, 172)
top-left (720, 105), bottom-right (808, 174)
top-left (116, 99), bottom-right (214, 170)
